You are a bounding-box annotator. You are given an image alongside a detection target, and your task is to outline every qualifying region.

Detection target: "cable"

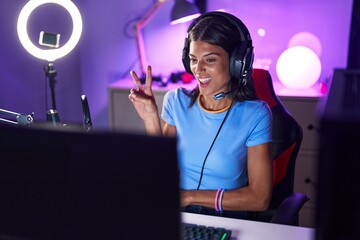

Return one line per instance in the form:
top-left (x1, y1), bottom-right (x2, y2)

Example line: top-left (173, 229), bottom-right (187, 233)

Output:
top-left (196, 97), bottom-right (236, 190)
top-left (122, 0), bottom-right (157, 39)
top-left (44, 65), bottom-right (48, 112)
top-left (121, 57), bottom-right (140, 79)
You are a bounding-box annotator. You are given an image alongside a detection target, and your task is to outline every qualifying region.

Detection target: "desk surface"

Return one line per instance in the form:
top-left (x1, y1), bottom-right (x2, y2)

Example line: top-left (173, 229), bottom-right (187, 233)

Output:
top-left (181, 212), bottom-right (315, 240)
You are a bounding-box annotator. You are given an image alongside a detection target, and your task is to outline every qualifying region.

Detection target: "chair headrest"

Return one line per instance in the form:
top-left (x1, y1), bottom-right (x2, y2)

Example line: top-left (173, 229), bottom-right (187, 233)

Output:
top-left (252, 69), bottom-right (278, 109)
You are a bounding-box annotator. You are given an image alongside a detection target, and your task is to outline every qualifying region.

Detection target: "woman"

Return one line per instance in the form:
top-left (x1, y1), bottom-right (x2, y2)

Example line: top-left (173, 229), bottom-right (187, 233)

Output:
top-left (128, 11), bottom-right (273, 219)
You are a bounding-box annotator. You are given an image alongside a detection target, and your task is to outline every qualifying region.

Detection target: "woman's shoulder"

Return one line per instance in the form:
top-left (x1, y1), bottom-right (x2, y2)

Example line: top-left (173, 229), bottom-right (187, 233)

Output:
top-left (164, 88), bottom-right (191, 99)
top-left (163, 88), bottom-right (192, 105)
top-left (164, 87), bottom-right (182, 96)
top-left (240, 99), bottom-right (270, 109)
top-left (235, 99), bottom-right (271, 116)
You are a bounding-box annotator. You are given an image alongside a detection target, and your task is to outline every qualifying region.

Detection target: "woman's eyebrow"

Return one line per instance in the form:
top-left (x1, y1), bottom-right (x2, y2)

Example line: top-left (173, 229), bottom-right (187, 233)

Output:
top-left (188, 52), bottom-right (221, 57)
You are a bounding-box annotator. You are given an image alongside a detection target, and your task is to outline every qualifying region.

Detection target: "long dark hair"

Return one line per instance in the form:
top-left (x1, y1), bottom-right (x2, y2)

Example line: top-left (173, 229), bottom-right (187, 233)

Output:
top-left (184, 14), bottom-right (258, 107)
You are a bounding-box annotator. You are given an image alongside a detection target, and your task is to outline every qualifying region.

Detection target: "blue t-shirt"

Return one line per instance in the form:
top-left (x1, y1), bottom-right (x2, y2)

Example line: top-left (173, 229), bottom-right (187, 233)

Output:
top-left (161, 88), bottom-right (272, 190)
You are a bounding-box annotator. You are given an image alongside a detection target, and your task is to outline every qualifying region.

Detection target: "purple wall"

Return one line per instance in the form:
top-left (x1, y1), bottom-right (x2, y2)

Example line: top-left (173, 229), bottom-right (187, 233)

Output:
top-left (0, 0), bottom-right (353, 129)
top-left (77, 0), bottom-right (149, 129)
top-left (144, 0), bottom-right (353, 93)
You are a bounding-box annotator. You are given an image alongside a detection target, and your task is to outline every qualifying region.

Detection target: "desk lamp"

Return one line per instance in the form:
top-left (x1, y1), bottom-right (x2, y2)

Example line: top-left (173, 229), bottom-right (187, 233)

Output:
top-left (134, 0), bottom-right (201, 77)
top-left (17, 0), bottom-right (82, 122)
top-left (170, 0), bottom-right (201, 25)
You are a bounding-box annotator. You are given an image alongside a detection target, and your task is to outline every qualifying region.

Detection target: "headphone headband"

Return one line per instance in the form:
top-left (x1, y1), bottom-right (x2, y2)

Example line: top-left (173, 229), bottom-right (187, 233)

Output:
top-left (182, 11), bottom-right (254, 83)
top-left (186, 11), bottom-right (251, 43)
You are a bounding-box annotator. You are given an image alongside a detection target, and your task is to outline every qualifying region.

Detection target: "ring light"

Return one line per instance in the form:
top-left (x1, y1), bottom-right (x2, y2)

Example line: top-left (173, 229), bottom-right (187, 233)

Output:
top-left (17, 0), bottom-right (82, 62)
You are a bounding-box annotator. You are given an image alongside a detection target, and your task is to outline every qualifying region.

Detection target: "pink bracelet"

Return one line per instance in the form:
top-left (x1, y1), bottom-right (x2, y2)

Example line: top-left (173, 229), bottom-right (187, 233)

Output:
top-left (215, 188), bottom-right (222, 211)
top-left (218, 189), bottom-right (225, 212)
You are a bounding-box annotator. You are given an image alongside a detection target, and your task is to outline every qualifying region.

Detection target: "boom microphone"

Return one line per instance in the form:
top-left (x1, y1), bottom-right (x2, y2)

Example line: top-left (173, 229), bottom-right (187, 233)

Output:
top-left (213, 87), bottom-right (240, 100)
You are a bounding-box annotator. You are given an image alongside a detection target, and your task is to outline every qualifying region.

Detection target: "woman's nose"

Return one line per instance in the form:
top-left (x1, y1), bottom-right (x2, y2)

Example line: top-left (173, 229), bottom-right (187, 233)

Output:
top-left (194, 61), bottom-right (205, 73)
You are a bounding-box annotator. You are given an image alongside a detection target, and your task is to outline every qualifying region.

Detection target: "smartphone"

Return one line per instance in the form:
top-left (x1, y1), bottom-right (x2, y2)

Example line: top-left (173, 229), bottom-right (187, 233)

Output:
top-left (39, 31), bottom-right (60, 48)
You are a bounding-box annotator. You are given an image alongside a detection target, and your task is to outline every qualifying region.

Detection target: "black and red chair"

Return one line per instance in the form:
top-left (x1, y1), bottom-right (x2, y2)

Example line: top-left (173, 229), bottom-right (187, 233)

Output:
top-left (249, 68), bottom-right (308, 225)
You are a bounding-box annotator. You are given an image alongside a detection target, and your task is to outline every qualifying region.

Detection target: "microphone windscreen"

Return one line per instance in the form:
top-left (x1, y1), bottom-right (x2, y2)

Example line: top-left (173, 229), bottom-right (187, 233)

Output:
top-left (213, 92), bottom-right (225, 100)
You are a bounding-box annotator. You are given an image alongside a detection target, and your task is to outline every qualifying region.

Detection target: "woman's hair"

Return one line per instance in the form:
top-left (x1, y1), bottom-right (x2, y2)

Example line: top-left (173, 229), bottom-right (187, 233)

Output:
top-left (184, 14), bottom-right (258, 107)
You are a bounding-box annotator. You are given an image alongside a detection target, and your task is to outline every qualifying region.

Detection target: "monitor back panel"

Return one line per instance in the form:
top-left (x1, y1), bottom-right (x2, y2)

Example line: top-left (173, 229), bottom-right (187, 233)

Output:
top-left (0, 126), bottom-right (180, 240)
top-left (316, 69), bottom-right (360, 240)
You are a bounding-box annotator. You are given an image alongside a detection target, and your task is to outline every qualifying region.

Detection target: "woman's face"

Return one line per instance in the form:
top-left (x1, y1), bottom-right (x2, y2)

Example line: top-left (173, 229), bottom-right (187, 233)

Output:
top-left (189, 40), bottom-right (231, 98)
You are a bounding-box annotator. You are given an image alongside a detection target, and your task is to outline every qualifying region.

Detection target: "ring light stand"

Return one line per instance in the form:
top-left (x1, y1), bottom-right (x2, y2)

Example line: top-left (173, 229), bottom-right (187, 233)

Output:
top-left (44, 62), bottom-right (58, 110)
top-left (17, 0), bottom-right (82, 122)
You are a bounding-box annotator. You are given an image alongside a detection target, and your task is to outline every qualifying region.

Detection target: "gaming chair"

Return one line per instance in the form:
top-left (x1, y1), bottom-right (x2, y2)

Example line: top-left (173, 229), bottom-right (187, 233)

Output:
top-left (250, 68), bottom-right (308, 225)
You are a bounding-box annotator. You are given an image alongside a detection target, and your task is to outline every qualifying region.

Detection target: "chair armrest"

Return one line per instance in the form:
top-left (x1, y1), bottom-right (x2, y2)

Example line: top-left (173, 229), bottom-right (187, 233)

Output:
top-left (270, 192), bottom-right (309, 225)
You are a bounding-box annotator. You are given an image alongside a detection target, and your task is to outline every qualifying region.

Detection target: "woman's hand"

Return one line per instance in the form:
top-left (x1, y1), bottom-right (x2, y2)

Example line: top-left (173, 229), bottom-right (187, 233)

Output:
top-left (128, 66), bottom-right (162, 135)
top-left (128, 66), bottom-right (158, 120)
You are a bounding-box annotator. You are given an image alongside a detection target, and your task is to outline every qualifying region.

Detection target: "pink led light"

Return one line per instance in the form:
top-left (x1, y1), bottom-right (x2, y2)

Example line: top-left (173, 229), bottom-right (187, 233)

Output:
top-left (257, 28), bottom-right (266, 37)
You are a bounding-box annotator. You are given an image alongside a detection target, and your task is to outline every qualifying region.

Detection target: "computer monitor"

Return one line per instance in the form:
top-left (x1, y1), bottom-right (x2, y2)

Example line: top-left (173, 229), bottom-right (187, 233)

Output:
top-left (316, 68), bottom-right (360, 240)
top-left (0, 125), bottom-right (180, 240)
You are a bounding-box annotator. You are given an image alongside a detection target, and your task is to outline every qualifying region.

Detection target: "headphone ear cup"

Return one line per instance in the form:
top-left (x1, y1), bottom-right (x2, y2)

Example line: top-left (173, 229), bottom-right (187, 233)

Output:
top-left (230, 44), bottom-right (254, 82)
top-left (181, 38), bottom-right (192, 73)
top-left (229, 44), bottom-right (246, 79)
top-left (242, 46), bottom-right (254, 84)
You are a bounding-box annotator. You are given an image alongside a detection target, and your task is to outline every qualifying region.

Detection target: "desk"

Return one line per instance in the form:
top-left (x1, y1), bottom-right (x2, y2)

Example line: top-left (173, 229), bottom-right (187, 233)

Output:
top-left (181, 212), bottom-right (315, 240)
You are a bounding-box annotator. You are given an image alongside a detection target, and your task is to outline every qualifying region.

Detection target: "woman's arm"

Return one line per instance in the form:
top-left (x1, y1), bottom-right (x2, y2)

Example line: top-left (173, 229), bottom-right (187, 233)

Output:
top-left (181, 142), bottom-right (273, 211)
top-left (162, 120), bottom-right (177, 137)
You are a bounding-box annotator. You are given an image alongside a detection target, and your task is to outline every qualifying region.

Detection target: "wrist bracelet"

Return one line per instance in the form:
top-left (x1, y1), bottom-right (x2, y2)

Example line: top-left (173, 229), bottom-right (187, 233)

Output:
top-left (215, 188), bottom-right (222, 211)
top-left (218, 189), bottom-right (225, 212)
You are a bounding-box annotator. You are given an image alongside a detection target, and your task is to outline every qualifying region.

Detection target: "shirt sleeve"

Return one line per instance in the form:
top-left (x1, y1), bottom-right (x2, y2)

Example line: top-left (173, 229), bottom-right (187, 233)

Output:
top-left (246, 101), bottom-right (273, 147)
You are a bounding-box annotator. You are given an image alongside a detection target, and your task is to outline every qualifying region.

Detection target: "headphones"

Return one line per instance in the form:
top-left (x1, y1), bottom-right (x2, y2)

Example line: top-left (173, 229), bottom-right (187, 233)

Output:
top-left (181, 11), bottom-right (254, 85)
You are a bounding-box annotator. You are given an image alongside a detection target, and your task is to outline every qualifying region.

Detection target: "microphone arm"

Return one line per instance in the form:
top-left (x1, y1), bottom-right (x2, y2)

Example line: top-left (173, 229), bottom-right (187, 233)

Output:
top-left (0, 108), bottom-right (34, 126)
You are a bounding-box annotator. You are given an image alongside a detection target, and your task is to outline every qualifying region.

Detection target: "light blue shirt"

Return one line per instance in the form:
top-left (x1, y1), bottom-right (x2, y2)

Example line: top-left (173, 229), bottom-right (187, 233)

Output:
top-left (161, 88), bottom-right (272, 190)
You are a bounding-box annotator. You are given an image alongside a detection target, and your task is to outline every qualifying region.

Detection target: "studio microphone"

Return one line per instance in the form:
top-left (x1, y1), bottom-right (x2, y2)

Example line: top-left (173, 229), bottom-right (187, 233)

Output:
top-left (213, 87), bottom-right (240, 100)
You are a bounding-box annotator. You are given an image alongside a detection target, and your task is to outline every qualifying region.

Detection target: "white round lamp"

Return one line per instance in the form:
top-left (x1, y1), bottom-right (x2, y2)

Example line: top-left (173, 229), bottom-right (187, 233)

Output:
top-left (276, 46), bottom-right (321, 89)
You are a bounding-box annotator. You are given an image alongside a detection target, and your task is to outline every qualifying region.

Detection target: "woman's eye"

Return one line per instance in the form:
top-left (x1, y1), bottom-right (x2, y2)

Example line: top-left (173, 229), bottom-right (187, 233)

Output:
top-left (206, 58), bottom-right (216, 63)
top-left (190, 58), bottom-right (198, 63)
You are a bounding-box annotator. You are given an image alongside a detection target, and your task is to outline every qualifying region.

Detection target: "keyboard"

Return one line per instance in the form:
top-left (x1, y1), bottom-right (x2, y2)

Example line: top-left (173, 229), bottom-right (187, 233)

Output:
top-left (182, 223), bottom-right (232, 240)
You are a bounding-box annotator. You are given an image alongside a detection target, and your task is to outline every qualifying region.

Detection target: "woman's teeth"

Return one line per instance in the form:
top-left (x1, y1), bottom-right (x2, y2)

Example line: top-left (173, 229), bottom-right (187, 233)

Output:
top-left (198, 77), bottom-right (211, 84)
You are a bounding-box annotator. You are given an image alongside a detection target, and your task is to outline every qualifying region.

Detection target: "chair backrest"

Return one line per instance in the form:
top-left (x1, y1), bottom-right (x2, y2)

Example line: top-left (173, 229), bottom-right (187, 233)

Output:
top-left (251, 68), bottom-right (303, 221)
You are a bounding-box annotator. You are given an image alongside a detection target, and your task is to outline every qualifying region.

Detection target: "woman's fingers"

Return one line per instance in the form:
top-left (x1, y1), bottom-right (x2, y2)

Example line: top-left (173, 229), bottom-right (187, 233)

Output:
top-left (145, 65), bottom-right (152, 88)
top-left (130, 66), bottom-right (153, 91)
top-left (128, 88), bottom-right (152, 104)
top-left (129, 66), bottom-right (154, 105)
top-left (130, 70), bottom-right (142, 90)
top-left (128, 89), bottom-right (136, 102)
